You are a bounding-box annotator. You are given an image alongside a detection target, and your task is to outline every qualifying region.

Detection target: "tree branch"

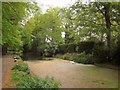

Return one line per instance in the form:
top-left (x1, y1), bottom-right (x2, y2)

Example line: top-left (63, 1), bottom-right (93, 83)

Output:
top-left (95, 3), bottom-right (105, 17)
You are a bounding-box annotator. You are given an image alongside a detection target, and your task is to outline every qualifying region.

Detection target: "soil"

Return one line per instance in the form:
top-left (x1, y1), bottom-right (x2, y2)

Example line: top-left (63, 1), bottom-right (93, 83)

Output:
top-left (25, 58), bottom-right (118, 88)
top-left (2, 55), bottom-right (16, 89)
top-left (1, 55), bottom-right (118, 88)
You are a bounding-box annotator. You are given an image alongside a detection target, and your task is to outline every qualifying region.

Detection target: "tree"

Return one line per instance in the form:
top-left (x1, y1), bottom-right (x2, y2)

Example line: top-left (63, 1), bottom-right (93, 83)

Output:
top-left (65, 1), bottom-right (120, 47)
top-left (23, 7), bottom-right (64, 56)
top-left (2, 2), bottom-right (39, 54)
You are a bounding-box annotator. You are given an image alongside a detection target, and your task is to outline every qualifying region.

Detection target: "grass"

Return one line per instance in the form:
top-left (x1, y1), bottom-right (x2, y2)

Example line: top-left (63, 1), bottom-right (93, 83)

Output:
top-left (12, 62), bottom-right (60, 89)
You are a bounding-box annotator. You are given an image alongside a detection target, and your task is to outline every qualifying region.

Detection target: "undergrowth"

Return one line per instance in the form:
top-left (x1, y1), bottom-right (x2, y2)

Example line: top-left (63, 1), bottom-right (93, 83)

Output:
top-left (12, 62), bottom-right (60, 89)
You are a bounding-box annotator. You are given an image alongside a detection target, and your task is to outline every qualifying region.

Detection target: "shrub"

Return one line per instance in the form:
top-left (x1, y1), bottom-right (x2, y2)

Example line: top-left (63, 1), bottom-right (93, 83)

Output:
top-left (72, 52), bottom-right (94, 64)
top-left (55, 53), bottom-right (94, 64)
top-left (13, 63), bottom-right (30, 74)
top-left (58, 44), bottom-right (67, 54)
top-left (12, 63), bottom-right (60, 89)
top-left (13, 53), bottom-right (21, 59)
top-left (55, 54), bottom-right (64, 59)
top-left (93, 44), bottom-right (110, 63)
top-left (66, 43), bottom-right (76, 53)
top-left (111, 39), bottom-right (120, 65)
top-left (58, 43), bottom-right (77, 54)
top-left (77, 41), bottom-right (95, 54)
top-left (62, 53), bottom-right (71, 60)
top-left (13, 70), bottom-right (60, 89)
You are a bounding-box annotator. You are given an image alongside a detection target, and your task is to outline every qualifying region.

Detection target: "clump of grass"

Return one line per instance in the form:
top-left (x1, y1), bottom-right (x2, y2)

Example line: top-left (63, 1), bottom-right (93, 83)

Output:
top-left (12, 63), bottom-right (60, 89)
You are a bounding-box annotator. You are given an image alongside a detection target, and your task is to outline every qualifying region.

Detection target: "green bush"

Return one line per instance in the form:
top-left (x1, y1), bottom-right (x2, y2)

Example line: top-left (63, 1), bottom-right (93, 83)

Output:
top-left (13, 54), bottom-right (21, 59)
top-left (55, 54), bottom-right (64, 59)
top-left (72, 52), bottom-right (94, 64)
top-left (55, 53), bottom-right (94, 64)
top-left (63, 53), bottom-right (71, 60)
top-left (93, 44), bottom-right (110, 63)
top-left (12, 63), bottom-right (60, 89)
top-left (13, 70), bottom-right (60, 89)
top-left (77, 41), bottom-right (95, 54)
top-left (58, 44), bottom-right (67, 54)
top-left (58, 41), bottom-right (95, 54)
top-left (111, 40), bottom-right (120, 65)
top-left (13, 63), bottom-right (30, 74)
top-left (66, 43), bottom-right (76, 53)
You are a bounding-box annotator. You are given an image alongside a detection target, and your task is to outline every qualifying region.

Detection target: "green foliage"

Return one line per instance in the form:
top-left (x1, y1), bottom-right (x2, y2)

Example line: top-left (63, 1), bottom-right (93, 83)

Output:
top-left (13, 51), bottom-right (22, 59)
top-left (13, 63), bottom-right (30, 74)
top-left (93, 44), bottom-right (110, 63)
top-left (2, 2), bottom-right (39, 51)
top-left (55, 52), bottom-right (94, 64)
top-left (2, 1), bottom-right (120, 66)
top-left (62, 53), bottom-right (71, 60)
top-left (77, 41), bottom-right (95, 53)
top-left (12, 63), bottom-right (60, 89)
top-left (72, 52), bottom-right (94, 64)
top-left (112, 47), bottom-right (120, 66)
top-left (55, 54), bottom-right (64, 59)
top-left (66, 43), bottom-right (76, 53)
top-left (58, 41), bottom-right (94, 54)
top-left (58, 44), bottom-right (67, 54)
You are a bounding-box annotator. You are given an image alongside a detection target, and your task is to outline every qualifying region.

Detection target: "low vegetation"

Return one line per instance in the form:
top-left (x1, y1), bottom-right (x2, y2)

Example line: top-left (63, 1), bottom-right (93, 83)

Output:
top-left (55, 52), bottom-right (94, 64)
top-left (12, 62), bottom-right (60, 89)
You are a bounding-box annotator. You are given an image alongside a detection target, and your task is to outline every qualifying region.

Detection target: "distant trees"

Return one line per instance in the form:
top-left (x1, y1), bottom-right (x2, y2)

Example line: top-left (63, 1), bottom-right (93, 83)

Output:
top-left (22, 7), bottom-right (64, 57)
top-left (2, 1), bottom-right (120, 64)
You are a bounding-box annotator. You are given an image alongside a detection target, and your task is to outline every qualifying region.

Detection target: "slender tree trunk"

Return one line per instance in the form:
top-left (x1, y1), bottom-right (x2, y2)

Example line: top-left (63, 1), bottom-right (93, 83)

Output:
top-left (104, 3), bottom-right (112, 61)
top-left (104, 3), bottom-right (111, 49)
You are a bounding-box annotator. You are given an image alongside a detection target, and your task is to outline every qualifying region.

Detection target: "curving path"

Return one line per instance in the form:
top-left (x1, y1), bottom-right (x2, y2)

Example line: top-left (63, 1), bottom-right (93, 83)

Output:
top-left (2, 55), bottom-right (16, 88)
top-left (25, 58), bottom-right (118, 88)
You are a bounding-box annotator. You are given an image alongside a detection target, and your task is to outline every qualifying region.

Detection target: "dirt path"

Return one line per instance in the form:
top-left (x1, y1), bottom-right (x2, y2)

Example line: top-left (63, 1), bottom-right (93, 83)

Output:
top-left (26, 58), bottom-right (118, 88)
top-left (0, 56), bottom-right (2, 89)
top-left (2, 55), bottom-right (16, 88)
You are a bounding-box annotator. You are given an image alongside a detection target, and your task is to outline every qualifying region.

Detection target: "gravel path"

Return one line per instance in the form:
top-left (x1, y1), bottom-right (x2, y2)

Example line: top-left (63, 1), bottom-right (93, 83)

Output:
top-left (25, 58), bottom-right (118, 88)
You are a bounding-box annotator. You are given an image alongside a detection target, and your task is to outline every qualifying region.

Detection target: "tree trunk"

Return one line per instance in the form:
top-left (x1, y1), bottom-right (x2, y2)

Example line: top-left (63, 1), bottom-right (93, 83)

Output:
top-left (104, 3), bottom-right (111, 49)
top-left (2, 44), bottom-right (8, 55)
top-left (104, 3), bottom-right (112, 61)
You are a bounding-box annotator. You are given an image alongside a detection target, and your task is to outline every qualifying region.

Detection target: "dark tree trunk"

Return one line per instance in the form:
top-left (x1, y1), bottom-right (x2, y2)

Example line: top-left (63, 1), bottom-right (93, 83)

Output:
top-left (104, 3), bottom-right (111, 49)
top-left (104, 3), bottom-right (112, 61)
top-left (96, 3), bottom-right (112, 61)
top-left (2, 44), bottom-right (8, 55)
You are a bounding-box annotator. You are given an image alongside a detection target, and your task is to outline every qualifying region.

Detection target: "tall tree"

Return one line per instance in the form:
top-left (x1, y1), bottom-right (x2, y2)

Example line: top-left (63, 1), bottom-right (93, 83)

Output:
top-left (2, 2), bottom-right (39, 54)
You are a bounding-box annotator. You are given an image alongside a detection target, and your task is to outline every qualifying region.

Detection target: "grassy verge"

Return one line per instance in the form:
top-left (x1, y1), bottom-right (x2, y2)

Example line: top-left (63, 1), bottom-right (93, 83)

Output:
top-left (12, 61), bottom-right (60, 89)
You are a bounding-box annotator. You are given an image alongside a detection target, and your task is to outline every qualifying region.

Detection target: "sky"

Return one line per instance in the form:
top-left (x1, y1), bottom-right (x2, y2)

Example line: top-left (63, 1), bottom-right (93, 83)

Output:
top-left (35, 0), bottom-right (77, 7)
top-left (35, 0), bottom-right (78, 13)
top-left (35, 0), bottom-right (95, 13)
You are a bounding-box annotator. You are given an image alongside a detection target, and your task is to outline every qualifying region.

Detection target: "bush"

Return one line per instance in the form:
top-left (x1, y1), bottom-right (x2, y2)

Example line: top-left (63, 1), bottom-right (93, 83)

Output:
top-left (111, 39), bottom-right (120, 65)
top-left (72, 52), bottom-right (94, 64)
top-left (58, 44), bottom-right (67, 54)
top-left (77, 41), bottom-right (95, 54)
top-left (93, 44), bottom-right (110, 63)
top-left (58, 43), bottom-right (77, 54)
top-left (13, 70), bottom-right (60, 89)
top-left (66, 43), bottom-right (76, 53)
top-left (63, 53), bottom-right (71, 60)
top-left (55, 53), bottom-right (94, 64)
top-left (13, 63), bottom-right (30, 74)
top-left (12, 63), bottom-right (60, 89)
top-left (55, 54), bottom-right (63, 59)
top-left (13, 53), bottom-right (21, 59)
